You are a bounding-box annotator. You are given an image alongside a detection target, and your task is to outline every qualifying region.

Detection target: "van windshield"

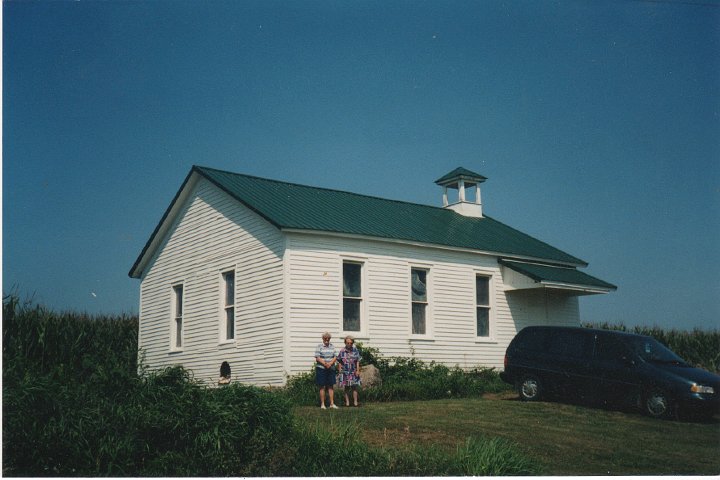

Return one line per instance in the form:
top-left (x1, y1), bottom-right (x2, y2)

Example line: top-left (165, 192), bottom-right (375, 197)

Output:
top-left (625, 336), bottom-right (687, 365)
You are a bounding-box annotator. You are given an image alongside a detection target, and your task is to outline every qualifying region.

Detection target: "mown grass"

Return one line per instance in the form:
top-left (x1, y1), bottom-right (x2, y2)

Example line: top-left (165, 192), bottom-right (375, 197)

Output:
top-left (294, 396), bottom-right (720, 476)
top-left (291, 417), bottom-right (540, 476)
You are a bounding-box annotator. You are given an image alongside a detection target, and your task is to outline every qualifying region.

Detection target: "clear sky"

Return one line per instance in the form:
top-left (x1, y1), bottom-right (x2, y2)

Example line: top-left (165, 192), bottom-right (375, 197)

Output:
top-left (4, 0), bottom-right (719, 330)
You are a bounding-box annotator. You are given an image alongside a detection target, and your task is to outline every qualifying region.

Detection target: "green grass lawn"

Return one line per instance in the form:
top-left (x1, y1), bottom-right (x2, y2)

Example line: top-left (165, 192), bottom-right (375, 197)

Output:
top-left (294, 393), bottom-right (720, 476)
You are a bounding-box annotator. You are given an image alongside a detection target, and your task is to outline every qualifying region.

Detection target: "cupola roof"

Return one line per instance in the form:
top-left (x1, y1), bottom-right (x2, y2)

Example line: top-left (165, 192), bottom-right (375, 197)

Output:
top-left (434, 167), bottom-right (487, 186)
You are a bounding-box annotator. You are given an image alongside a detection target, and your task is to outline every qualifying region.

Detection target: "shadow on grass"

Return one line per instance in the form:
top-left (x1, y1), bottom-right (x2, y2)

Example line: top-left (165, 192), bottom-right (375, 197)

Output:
top-left (499, 391), bottom-right (720, 424)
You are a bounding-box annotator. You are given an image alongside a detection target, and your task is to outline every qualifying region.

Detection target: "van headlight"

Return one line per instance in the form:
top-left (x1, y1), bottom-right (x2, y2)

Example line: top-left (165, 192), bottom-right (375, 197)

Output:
top-left (690, 384), bottom-right (715, 394)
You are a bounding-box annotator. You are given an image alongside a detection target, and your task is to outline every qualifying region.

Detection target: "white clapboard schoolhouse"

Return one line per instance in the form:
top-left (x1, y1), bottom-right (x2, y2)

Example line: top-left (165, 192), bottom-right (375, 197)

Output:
top-left (129, 166), bottom-right (615, 385)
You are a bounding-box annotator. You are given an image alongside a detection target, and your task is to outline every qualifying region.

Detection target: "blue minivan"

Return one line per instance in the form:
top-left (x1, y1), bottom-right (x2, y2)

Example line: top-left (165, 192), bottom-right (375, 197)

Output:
top-left (500, 326), bottom-right (720, 419)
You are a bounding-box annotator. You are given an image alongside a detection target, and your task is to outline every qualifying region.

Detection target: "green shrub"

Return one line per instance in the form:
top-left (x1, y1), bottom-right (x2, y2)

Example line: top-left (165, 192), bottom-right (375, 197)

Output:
top-left (129, 369), bottom-right (297, 476)
top-left (285, 420), bottom-right (389, 476)
top-left (450, 436), bottom-right (542, 475)
top-left (284, 419), bottom-right (541, 476)
top-left (284, 370), bottom-right (318, 406)
top-left (360, 342), bottom-right (509, 402)
top-left (4, 362), bottom-right (298, 476)
top-left (283, 343), bottom-right (510, 406)
top-left (2, 296), bottom-right (297, 477)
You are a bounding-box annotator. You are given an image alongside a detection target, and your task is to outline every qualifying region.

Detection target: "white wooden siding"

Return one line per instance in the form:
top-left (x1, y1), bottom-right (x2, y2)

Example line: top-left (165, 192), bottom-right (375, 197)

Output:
top-left (136, 178), bottom-right (582, 385)
top-left (285, 232), bottom-right (580, 375)
top-left (138, 177), bottom-right (286, 386)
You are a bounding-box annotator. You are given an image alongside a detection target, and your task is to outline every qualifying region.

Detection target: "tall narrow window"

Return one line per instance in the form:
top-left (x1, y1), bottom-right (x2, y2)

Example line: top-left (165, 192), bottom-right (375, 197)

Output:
top-left (173, 285), bottom-right (184, 348)
top-left (223, 271), bottom-right (235, 340)
top-left (476, 275), bottom-right (490, 337)
top-left (411, 268), bottom-right (428, 335)
top-left (342, 262), bottom-right (362, 332)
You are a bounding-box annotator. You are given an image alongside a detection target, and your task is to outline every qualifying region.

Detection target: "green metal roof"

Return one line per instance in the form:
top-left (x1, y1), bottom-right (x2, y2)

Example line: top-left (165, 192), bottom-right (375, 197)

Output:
top-left (499, 259), bottom-right (617, 291)
top-left (129, 165), bottom-right (607, 278)
top-left (195, 165), bottom-right (585, 265)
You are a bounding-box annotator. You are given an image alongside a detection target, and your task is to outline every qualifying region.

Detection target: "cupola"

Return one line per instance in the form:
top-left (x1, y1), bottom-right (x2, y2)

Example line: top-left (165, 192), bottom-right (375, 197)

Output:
top-left (434, 167), bottom-right (487, 218)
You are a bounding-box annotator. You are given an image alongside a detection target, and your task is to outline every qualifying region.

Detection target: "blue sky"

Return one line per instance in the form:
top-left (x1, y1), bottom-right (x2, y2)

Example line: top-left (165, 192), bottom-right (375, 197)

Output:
top-left (4, 0), bottom-right (719, 330)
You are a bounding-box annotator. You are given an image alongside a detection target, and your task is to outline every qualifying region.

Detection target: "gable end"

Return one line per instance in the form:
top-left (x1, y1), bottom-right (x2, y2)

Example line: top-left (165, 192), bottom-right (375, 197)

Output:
top-left (128, 166), bottom-right (283, 279)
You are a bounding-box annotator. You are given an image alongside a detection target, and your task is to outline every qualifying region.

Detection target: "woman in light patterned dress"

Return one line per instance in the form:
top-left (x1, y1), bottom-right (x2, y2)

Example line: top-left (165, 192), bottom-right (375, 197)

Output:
top-left (337, 335), bottom-right (362, 407)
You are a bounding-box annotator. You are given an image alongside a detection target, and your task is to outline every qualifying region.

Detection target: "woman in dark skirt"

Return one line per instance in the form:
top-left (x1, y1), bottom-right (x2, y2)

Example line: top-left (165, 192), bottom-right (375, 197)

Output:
top-left (314, 332), bottom-right (338, 409)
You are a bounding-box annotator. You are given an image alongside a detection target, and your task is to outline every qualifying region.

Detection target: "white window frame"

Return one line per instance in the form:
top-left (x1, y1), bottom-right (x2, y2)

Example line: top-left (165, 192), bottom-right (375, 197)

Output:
top-left (474, 270), bottom-right (495, 342)
top-left (170, 282), bottom-right (184, 351)
top-left (409, 264), bottom-right (433, 339)
top-left (219, 268), bottom-right (236, 344)
top-left (340, 257), bottom-right (368, 337)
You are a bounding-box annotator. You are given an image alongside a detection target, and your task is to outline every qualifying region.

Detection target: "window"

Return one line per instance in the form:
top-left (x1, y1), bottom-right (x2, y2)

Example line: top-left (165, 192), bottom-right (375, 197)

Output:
top-left (222, 271), bottom-right (235, 341)
top-left (411, 268), bottom-right (428, 335)
top-left (547, 331), bottom-right (592, 359)
top-left (219, 361), bottom-right (231, 384)
top-left (172, 284), bottom-right (184, 349)
top-left (476, 275), bottom-right (490, 337)
top-left (595, 334), bottom-right (631, 365)
top-left (343, 262), bottom-right (362, 332)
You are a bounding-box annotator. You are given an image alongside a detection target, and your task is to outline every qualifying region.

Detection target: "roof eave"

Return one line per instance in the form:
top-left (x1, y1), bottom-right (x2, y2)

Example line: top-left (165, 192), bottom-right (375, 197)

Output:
top-left (128, 169), bottom-right (200, 279)
top-left (540, 281), bottom-right (617, 294)
top-left (499, 258), bottom-right (616, 294)
top-left (282, 228), bottom-right (587, 268)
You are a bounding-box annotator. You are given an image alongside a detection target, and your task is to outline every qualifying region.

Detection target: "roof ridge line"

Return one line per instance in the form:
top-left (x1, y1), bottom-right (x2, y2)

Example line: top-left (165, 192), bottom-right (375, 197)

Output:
top-left (193, 164), bottom-right (450, 212)
top-left (195, 165), bottom-right (586, 266)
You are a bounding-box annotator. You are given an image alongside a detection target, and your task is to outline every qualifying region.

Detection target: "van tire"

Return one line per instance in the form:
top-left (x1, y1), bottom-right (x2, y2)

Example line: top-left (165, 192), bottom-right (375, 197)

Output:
top-left (643, 389), bottom-right (673, 419)
top-left (518, 375), bottom-right (542, 401)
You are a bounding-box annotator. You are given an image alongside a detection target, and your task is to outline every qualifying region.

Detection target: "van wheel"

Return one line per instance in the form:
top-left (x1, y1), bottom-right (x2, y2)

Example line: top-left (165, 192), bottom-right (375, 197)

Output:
top-left (644, 389), bottom-right (673, 419)
top-left (518, 375), bottom-right (542, 401)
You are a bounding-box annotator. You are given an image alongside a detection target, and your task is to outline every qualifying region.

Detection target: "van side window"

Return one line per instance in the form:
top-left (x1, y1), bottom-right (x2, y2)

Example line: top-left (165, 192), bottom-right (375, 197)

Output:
top-left (595, 335), bottom-right (630, 364)
top-left (547, 331), bottom-right (591, 359)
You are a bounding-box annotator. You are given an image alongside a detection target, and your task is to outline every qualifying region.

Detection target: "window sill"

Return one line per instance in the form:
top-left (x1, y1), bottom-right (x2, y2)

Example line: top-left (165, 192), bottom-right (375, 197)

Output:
top-left (408, 336), bottom-right (435, 343)
top-left (168, 349), bottom-right (184, 354)
top-left (340, 332), bottom-right (368, 341)
top-left (474, 338), bottom-right (498, 344)
top-left (218, 340), bottom-right (235, 348)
